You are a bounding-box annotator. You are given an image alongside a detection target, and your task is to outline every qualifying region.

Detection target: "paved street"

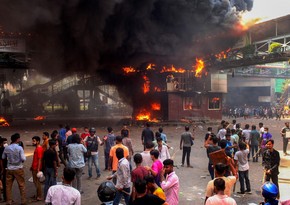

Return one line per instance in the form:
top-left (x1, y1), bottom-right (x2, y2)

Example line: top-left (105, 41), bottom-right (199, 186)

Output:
top-left (1, 117), bottom-right (290, 204)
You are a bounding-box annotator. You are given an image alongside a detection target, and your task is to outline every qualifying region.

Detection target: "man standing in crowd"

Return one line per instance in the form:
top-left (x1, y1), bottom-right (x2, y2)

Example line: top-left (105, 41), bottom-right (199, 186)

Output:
top-left (107, 148), bottom-right (131, 205)
top-left (204, 127), bottom-right (213, 141)
top-left (84, 127), bottom-right (103, 179)
top-left (2, 133), bottom-right (27, 205)
top-left (180, 126), bottom-right (194, 168)
top-left (146, 150), bottom-right (163, 186)
top-left (258, 122), bottom-right (265, 156)
top-left (30, 136), bottom-right (44, 202)
top-left (249, 125), bottom-right (260, 162)
top-left (204, 134), bottom-right (221, 179)
top-left (43, 139), bottom-right (58, 199)
top-left (156, 137), bottom-right (170, 163)
top-left (103, 127), bottom-right (115, 171)
top-left (205, 178), bottom-right (237, 205)
top-left (217, 124), bottom-right (227, 140)
top-left (109, 136), bottom-right (129, 184)
top-left (262, 139), bottom-right (280, 198)
top-left (141, 122), bottom-right (154, 151)
top-left (122, 127), bottom-right (134, 169)
top-left (131, 153), bottom-right (149, 183)
top-left (234, 142), bottom-right (251, 194)
top-left (159, 127), bottom-right (167, 143)
top-left (280, 122), bottom-right (290, 156)
top-left (130, 179), bottom-right (168, 205)
top-left (42, 132), bottom-right (50, 152)
top-left (145, 175), bottom-right (166, 201)
top-left (205, 163), bottom-right (237, 202)
top-left (67, 135), bottom-right (87, 193)
top-left (261, 127), bottom-right (273, 153)
top-left (141, 142), bottom-right (154, 167)
top-left (160, 159), bottom-right (179, 205)
top-left (45, 167), bottom-right (81, 205)
top-left (58, 124), bottom-right (67, 166)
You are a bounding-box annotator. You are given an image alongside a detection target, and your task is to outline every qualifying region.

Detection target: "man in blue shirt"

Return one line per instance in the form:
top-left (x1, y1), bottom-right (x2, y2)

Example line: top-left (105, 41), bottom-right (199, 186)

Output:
top-left (2, 133), bottom-right (26, 205)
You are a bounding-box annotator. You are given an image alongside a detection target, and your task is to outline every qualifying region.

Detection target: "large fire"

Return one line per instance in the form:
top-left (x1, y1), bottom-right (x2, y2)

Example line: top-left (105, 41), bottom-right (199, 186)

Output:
top-left (151, 103), bottom-right (161, 111)
top-left (0, 117), bottom-right (9, 127)
top-left (194, 58), bottom-right (205, 78)
top-left (161, 65), bottom-right (186, 73)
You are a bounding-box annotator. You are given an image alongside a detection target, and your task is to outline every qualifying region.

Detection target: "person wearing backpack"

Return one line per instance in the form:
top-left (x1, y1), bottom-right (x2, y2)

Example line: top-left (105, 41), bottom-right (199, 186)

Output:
top-left (84, 127), bottom-right (103, 179)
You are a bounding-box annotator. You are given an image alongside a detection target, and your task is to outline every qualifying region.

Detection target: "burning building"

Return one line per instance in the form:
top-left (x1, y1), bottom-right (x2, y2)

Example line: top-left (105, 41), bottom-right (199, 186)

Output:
top-left (0, 0), bottom-right (253, 121)
top-left (123, 61), bottom-right (227, 121)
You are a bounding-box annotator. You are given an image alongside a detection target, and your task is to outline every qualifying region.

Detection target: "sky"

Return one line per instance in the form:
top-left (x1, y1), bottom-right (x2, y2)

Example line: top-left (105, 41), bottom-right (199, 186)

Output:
top-left (242, 0), bottom-right (290, 22)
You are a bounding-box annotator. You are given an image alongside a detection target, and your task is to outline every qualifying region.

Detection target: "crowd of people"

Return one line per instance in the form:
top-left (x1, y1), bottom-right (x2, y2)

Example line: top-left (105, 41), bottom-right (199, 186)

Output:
top-left (0, 120), bottom-right (290, 205)
top-left (223, 106), bottom-right (284, 120)
top-left (203, 119), bottom-right (290, 205)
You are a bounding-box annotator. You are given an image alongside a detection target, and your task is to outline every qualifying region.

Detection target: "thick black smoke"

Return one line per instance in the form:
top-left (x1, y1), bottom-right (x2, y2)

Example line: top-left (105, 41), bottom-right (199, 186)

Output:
top-left (0, 0), bottom-right (254, 106)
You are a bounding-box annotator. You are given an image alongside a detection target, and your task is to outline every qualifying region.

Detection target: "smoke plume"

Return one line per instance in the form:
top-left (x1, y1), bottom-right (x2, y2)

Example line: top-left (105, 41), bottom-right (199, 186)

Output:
top-left (0, 0), bottom-right (254, 106)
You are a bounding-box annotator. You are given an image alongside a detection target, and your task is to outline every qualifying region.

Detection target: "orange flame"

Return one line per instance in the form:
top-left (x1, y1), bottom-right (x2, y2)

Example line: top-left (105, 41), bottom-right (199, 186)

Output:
top-left (34, 116), bottom-right (46, 120)
top-left (135, 109), bottom-right (159, 122)
top-left (236, 16), bottom-right (261, 31)
top-left (0, 117), bottom-right (9, 127)
top-left (123, 66), bottom-right (136, 73)
top-left (154, 87), bottom-right (161, 92)
top-left (161, 65), bottom-right (186, 73)
top-left (215, 48), bottom-right (231, 60)
top-left (151, 103), bottom-right (161, 111)
top-left (136, 109), bottom-right (151, 121)
top-left (211, 97), bottom-right (220, 103)
top-left (146, 64), bottom-right (156, 70)
top-left (143, 75), bottom-right (150, 94)
top-left (194, 58), bottom-right (205, 78)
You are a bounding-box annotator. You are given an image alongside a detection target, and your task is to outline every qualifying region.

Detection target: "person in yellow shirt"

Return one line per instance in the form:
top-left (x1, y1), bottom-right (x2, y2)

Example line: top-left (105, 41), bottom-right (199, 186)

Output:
top-left (145, 175), bottom-right (166, 201)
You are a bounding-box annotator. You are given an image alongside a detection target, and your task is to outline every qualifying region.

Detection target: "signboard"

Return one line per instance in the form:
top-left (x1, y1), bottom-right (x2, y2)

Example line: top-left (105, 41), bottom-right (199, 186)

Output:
top-left (275, 79), bottom-right (285, 93)
top-left (0, 38), bottom-right (26, 53)
top-left (211, 74), bottom-right (227, 93)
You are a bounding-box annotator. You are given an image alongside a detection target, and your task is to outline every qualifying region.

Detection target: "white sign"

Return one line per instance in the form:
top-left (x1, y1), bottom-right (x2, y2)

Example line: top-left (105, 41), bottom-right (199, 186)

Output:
top-left (0, 38), bottom-right (26, 53)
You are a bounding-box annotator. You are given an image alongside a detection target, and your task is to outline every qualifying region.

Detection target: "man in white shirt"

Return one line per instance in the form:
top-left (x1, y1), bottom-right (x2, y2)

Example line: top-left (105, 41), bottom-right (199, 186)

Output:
top-left (107, 148), bottom-right (131, 205)
top-left (234, 142), bottom-right (251, 194)
top-left (141, 142), bottom-right (154, 167)
top-left (205, 178), bottom-right (237, 205)
top-left (45, 167), bottom-right (81, 205)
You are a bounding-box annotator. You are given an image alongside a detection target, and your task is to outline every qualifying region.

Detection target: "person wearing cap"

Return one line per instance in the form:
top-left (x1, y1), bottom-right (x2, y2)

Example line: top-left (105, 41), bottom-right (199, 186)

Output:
top-left (84, 127), bottom-right (103, 179)
top-left (30, 136), bottom-right (44, 202)
top-left (66, 128), bottom-right (77, 145)
top-left (160, 159), bottom-right (179, 205)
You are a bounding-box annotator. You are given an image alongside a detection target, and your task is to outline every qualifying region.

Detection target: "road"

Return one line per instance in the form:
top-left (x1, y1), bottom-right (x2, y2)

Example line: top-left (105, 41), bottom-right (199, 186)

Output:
top-left (0, 116), bottom-right (289, 204)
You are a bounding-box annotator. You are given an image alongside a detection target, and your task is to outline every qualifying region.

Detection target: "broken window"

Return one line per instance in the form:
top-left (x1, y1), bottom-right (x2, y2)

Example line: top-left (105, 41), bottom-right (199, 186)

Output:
top-left (208, 97), bottom-right (220, 110)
